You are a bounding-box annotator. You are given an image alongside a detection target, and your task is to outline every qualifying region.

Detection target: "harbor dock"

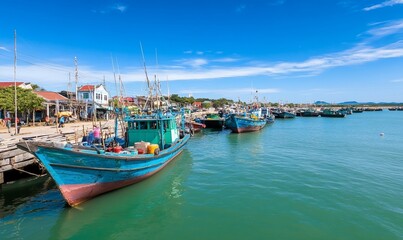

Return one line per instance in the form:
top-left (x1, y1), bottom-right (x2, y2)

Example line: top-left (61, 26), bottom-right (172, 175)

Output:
top-left (0, 120), bottom-right (116, 185)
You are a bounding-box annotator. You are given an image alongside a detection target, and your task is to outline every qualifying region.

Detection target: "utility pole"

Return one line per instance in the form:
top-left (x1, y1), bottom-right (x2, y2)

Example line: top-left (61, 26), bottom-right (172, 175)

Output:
top-left (74, 57), bottom-right (78, 101)
top-left (13, 30), bottom-right (18, 135)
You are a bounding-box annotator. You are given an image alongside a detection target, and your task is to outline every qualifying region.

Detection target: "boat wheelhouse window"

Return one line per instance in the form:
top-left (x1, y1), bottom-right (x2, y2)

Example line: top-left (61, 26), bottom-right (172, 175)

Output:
top-left (150, 121), bottom-right (157, 129)
top-left (128, 121), bottom-right (136, 129)
top-left (139, 121), bottom-right (147, 129)
top-left (163, 120), bottom-right (169, 130)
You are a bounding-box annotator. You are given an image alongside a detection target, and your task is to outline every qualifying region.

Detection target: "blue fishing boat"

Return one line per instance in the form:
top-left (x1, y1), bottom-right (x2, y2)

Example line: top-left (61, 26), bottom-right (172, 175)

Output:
top-left (261, 107), bottom-right (275, 123)
top-left (227, 109), bottom-right (267, 133)
top-left (320, 109), bottom-right (345, 118)
top-left (16, 110), bottom-right (190, 207)
top-left (296, 108), bottom-right (320, 117)
top-left (272, 109), bottom-right (296, 119)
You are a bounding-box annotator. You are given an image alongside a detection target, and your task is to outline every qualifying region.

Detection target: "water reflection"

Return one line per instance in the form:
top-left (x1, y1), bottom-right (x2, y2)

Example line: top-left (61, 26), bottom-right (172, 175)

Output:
top-left (0, 176), bottom-right (57, 218)
top-left (48, 151), bottom-right (193, 239)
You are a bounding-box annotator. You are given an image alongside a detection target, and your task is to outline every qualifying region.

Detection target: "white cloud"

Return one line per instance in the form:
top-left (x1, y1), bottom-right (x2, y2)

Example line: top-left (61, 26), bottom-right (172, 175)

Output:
top-left (114, 4), bottom-right (127, 12)
top-left (196, 51), bottom-right (204, 55)
top-left (391, 78), bottom-right (403, 82)
top-left (363, 0), bottom-right (403, 11)
top-left (184, 50), bottom-right (192, 54)
top-left (3, 40), bottom-right (403, 89)
top-left (92, 4), bottom-right (128, 14)
top-left (212, 58), bottom-right (240, 63)
top-left (366, 19), bottom-right (403, 38)
top-left (2, 18), bottom-right (403, 93)
top-left (178, 58), bottom-right (208, 68)
top-left (0, 47), bottom-right (9, 52)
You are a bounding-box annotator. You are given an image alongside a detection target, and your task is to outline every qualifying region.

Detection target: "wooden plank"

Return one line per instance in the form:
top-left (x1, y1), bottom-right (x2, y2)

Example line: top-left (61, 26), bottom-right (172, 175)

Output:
top-left (13, 153), bottom-right (35, 163)
top-left (0, 148), bottom-right (26, 159)
top-left (0, 158), bottom-right (10, 165)
top-left (0, 145), bottom-right (17, 154)
top-left (12, 160), bottom-right (35, 169)
top-left (0, 165), bottom-right (13, 171)
top-left (0, 172), bottom-right (3, 184)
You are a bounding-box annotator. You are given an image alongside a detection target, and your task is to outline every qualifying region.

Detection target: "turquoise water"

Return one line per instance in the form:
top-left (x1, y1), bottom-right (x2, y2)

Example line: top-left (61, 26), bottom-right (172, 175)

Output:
top-left (1, 111), bottom-right (403, 240)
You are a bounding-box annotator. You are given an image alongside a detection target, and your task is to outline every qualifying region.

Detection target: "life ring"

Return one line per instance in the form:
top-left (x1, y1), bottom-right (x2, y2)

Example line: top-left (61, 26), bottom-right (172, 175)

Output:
top-left (154, 148), bottom-right (160, 155)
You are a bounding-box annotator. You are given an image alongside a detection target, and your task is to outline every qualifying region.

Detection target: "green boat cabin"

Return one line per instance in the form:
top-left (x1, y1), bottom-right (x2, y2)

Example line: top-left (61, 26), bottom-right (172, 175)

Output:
top-left (126, 117), bottom-right (180, 149)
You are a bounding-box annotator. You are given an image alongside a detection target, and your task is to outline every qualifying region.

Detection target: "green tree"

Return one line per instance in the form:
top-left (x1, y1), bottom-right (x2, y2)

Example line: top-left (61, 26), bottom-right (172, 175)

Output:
top-left (0, 87), bottom-right (44, 124)
top-left (0, 87), bottom-right (15, 115)
top-left (31, 84), bottom-right (46, 91)
top-left (202, 102), bottom-right (212, 109)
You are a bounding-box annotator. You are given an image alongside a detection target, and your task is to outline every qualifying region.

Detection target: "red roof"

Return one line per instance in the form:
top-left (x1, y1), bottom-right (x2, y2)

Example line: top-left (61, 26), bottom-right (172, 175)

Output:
top-left (78, 85), bottom-right (95, 91)
top-left (35, 91), bottom-right (68, 101)
top-left (0, 82), bottom-right (24, 88)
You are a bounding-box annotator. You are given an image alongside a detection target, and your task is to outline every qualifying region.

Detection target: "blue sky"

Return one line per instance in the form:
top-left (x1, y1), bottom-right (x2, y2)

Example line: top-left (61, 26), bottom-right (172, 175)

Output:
top-left (1, 0), bottom-right (403, 103)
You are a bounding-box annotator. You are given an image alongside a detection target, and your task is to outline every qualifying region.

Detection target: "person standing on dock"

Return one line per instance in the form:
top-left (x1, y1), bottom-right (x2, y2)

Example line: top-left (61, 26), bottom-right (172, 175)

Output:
top-left (45, 115), bottom-right (50, 126)
top-left (93, 125), bottom-right (101, 143)
top-left (5, 118), bottom-right (11, 133)
top-left (58, 116), bottom-right (65, 128)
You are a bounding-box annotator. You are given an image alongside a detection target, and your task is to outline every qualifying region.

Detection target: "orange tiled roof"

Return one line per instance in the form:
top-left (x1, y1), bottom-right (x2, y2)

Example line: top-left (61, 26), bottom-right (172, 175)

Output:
top-left (35, 91), bottom-right (68, 101)
top-left (78, 85), bottom-right (95, 91)
top-left (0, 82), bottom-right (24, 88)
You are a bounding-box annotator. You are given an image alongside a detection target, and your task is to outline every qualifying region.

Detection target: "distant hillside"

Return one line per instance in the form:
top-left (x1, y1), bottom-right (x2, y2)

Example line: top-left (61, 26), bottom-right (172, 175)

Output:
top-left (314, 101), bottom-right (329, 105)
top-left (338, 101), bottom-right (358, 105)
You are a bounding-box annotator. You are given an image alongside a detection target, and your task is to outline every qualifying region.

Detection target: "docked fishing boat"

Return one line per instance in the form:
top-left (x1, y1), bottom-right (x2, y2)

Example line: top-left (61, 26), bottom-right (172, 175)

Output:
top-left (16, 110), bottom-right (190, 207)
top-left (320, 109), bottom-right (345, 118)
top-left (261, 107), bottom-right (275, 123)
top-left (185, 121), bottom-right (206, 133)
top-left (199, 113), bottom-right (225, 129)
top-left (352, 108), bottom-right (363, 113)
top-left (297, 108), bottom-right (320, 117)
top-left (226, 108), bottom-right (267, 133)
top-left (272, 109), bottom-right (296, 119)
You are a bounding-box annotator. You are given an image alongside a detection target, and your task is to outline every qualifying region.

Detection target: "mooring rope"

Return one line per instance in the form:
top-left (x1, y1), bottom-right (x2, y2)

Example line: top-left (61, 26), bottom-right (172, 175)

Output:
top-left (11, 166), bottom-right (47, 177)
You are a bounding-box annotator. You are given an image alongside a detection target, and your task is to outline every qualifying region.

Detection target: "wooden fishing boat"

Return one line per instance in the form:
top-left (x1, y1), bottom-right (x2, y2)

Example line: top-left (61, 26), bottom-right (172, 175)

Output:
top-left (185, 121), bottom-right (206, 133)
top-left (297, 108), bottom-right (320, 117)
top-left (261, 107), bottom-right (275, 123)
top-left (200, 113), bottom-right (225, 129)
top-left (272, 109), bottom-right (296, 119)
top-left (320, 109), bottom-right (345, 118)
top-left (16, 111), bottom-right (190, 207)
top-left (227, 113), bottom-right (266, 133)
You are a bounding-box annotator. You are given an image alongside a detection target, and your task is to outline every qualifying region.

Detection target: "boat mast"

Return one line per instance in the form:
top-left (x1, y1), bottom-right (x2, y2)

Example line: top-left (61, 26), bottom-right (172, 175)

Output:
top-left (68, 72), bottom-right (73, 111)
top-left (13, 30), bottom-right (18, 135)
top-left (74, 57), bottom-right (78, 101)
top-left (140, 42), bottom-right (152, 111)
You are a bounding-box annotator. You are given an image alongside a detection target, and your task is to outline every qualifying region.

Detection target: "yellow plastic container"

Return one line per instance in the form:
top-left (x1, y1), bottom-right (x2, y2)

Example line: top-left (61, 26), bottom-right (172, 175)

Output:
top-left (135, 141), bottom-right (150, 154)
top-left (147, 144), bottom-right (159, 154)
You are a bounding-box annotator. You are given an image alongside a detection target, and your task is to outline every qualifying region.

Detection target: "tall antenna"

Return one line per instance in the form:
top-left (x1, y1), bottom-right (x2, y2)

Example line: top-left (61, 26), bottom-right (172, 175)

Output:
top-left (74, 57), bottom-right (78, 101)
top-left (13, 30), bottom-right (18, 135)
